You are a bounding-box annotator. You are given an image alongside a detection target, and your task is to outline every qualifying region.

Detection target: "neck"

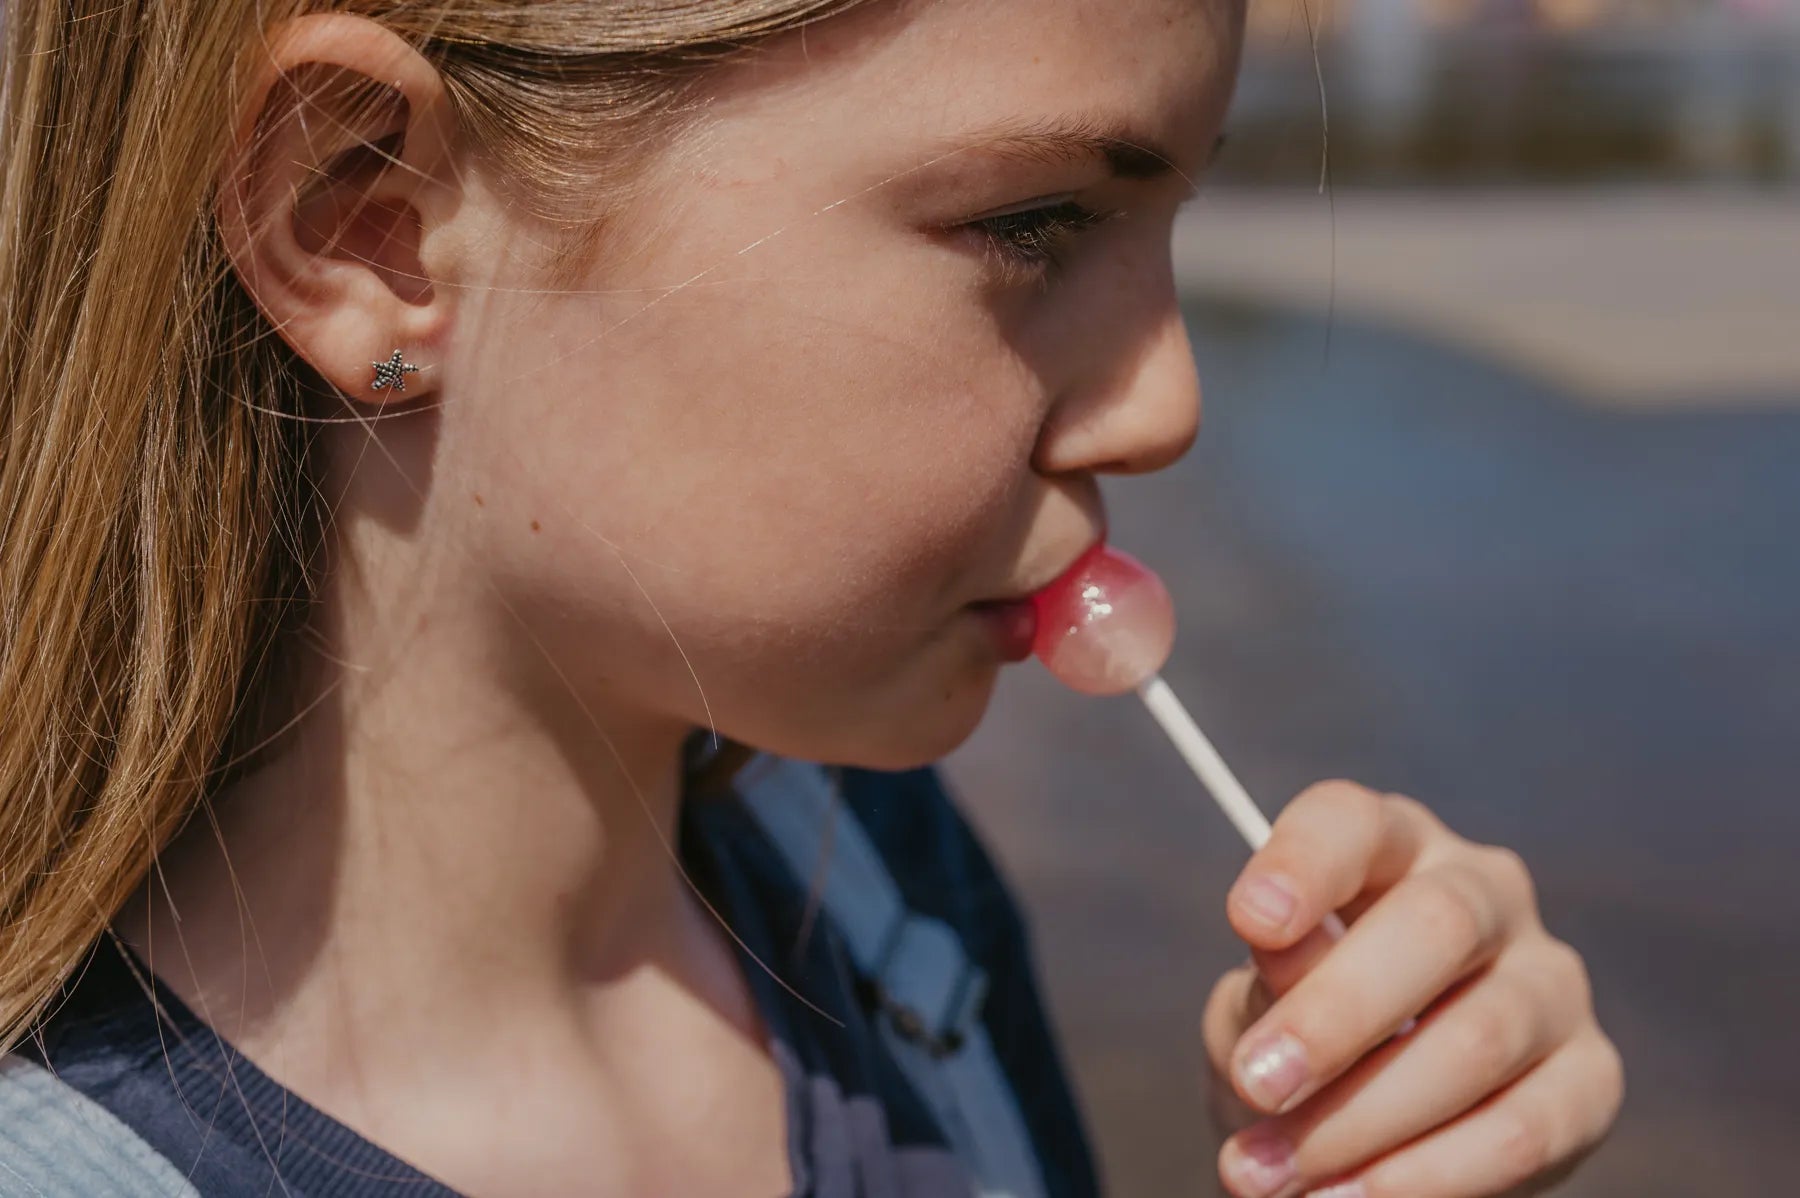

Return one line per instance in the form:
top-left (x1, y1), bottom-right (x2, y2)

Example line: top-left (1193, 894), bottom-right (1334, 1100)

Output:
top-left (112, 575), bottom-right (738, 1111)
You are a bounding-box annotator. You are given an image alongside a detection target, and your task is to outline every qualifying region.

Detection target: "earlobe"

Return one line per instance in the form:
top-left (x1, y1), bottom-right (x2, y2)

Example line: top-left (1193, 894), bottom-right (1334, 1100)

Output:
top-left (214, 13), bottom-right (460, 407)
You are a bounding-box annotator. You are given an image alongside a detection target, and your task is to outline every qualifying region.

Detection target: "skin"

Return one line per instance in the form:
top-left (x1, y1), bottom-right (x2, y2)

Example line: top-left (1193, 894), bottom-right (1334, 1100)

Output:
top-left (112, 1), bottom-right (1622, 1196)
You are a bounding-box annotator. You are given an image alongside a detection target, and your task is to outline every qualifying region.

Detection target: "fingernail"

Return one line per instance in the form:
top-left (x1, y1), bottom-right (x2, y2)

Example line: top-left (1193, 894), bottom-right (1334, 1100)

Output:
top-left (1237, 1030), bottom-right (1309, 1110)
top-left (1235, 875), bottom-right (1298, 930)
top-left (1307, 1183), bottom-right (1367, 1198)
top-left (1221, 1123), bottom-right (1298, 1197)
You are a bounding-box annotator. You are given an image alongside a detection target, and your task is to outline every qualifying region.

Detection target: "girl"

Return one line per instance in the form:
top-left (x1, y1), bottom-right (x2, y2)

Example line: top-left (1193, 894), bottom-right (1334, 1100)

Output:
top-left (0, 1), bottom-right (1623, 1196)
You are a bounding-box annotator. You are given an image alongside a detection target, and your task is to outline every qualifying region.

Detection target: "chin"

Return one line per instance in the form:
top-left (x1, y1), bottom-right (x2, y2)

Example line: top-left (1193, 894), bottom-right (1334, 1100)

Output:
top-left (822, 661), bottom-right (1001, 773)
top-left (726, 664), bottom-right (996, 774)
top-left (718, 630), bottom-right (1008, 772)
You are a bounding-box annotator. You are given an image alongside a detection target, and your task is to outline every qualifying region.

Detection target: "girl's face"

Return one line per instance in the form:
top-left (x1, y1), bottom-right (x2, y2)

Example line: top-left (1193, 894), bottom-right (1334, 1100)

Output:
top-left (434, 0), bottom-right (1241, 769)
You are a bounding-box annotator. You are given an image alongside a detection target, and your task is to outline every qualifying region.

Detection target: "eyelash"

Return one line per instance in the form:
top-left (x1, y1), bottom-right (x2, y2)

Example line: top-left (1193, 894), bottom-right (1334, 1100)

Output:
top-left (966, 200), bottom-right (1118, 284)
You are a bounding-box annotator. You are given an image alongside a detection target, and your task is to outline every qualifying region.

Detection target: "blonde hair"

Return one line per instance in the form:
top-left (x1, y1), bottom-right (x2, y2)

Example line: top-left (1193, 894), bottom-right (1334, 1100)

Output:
top-left (0, 0), bottom-right (868, 1054)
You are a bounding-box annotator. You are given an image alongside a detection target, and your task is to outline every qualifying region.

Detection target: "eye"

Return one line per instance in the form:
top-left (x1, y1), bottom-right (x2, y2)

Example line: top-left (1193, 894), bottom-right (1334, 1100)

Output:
top-left (964, 197), bottom-right (1118, 282)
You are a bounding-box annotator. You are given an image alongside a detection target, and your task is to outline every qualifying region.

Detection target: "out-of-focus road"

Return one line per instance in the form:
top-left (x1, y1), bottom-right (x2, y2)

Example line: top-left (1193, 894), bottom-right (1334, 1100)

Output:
top-left (1171, 189), bottom-right (1800, 407)
top-left (945, 193), bottom-right (1799, 1197)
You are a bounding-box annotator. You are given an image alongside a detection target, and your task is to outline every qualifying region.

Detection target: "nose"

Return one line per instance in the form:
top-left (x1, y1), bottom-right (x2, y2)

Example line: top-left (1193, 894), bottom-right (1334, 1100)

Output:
top-left (1032, 298), bottom-right (1202, 478)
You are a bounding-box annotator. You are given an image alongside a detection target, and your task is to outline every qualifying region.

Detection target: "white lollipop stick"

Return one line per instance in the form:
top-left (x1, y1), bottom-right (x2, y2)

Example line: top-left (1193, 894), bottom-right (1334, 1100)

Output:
top-left (1137, 673), bottom-right (1349, 940)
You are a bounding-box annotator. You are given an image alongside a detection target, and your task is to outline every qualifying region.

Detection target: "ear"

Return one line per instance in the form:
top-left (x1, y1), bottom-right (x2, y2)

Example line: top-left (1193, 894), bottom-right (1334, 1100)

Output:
top-left (215, 14), bottom-right (463, 407)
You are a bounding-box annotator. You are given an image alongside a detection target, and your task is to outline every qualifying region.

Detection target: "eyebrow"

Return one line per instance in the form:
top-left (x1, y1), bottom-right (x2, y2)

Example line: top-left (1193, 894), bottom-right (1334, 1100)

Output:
top-left (932, 115), bottom-right (1225, 190)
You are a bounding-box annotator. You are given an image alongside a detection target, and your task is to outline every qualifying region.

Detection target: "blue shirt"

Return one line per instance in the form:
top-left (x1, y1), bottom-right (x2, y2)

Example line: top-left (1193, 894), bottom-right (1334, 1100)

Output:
top-left (23, 766), bottom-right (1101, 1197)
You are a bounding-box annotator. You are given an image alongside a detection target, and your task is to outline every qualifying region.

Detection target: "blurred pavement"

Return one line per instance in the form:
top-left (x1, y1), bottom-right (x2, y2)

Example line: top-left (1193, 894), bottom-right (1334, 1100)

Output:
top-left (1173, 189), bottom-right (1800, 406)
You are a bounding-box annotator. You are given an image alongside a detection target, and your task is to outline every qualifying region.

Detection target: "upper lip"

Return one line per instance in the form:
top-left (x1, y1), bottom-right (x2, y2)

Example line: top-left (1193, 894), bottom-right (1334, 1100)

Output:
top-left (981, 534), bottom-right (1106, 606)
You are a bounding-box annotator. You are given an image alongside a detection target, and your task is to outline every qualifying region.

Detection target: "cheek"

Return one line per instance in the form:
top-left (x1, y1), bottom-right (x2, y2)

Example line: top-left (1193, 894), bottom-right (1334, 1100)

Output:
top-left (512, 266), bottom-right (1037, 622)
top-left (444, 227), bottom-right (1044, 763)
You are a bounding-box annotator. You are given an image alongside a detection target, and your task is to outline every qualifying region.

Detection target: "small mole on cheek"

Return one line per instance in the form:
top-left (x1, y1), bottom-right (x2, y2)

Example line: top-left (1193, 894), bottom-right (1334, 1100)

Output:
top-left (473, 492), bottom-right (485, 507)
top-left (530, 519), bottom-right (541, 533)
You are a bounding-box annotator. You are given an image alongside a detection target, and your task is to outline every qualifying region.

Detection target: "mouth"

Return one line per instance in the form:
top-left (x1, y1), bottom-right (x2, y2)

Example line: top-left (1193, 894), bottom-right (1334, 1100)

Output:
top-left (967, 536), bottom-right (1108, 662)
top-left (968, 597), bottom-right (1038, 662)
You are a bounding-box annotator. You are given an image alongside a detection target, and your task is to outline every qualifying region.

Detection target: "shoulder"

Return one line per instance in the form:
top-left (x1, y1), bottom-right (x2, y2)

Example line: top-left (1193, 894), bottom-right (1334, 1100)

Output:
top-left (0, 1052), bottom-right (201, 1197)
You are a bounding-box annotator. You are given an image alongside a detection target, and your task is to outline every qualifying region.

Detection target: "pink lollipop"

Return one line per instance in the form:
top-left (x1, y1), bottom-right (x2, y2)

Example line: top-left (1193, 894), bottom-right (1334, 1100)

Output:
top-left (1028, 542), bottom-right (1376, 961)
top-left (1028, 543), bottom-right (1176, 696)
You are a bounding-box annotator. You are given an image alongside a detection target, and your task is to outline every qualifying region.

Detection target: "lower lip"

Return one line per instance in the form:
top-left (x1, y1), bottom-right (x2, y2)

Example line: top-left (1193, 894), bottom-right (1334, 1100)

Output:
top-left (970, 599), bottom-right (1037, 662)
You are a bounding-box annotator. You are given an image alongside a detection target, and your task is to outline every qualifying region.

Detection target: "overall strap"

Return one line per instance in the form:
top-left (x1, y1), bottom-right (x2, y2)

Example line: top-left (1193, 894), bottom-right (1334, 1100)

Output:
top-left (0, 1053), bottom-right (201, 1197)
top-left (733, 754), bottom-right (1049, 1198)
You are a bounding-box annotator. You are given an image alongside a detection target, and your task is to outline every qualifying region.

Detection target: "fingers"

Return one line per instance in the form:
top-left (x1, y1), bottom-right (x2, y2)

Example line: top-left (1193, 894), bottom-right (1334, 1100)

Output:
top-left (1216, 938), bottom-right (1591, 1197)
top-left (1210, 782), bottom-right (1614, 1198)
top-left (1228, 850), bottom-right (1535, 1117)
top-left (1345, 1027), bottom-right (1625, 1198)
top-left (1226, 782), bottom-right (1436, 955)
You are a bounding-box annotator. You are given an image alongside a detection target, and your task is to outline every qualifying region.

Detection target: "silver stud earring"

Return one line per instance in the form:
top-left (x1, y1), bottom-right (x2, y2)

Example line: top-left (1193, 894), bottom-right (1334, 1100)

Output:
top-left (370, 349), bottom-right (421, 394)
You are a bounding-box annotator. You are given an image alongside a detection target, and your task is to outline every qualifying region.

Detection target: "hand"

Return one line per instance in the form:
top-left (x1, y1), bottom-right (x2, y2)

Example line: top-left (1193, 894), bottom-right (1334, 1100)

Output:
top-left (1199, 781), bottom-right (1624, 1198)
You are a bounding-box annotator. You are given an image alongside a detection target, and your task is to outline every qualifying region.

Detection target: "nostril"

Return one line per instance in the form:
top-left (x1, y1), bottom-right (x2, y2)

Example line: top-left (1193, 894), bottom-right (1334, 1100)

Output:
top-left (1034, 311), bottom-right (1201, 476)
top-left (1033, 401), bottom-right (1199, 477)
top-left (1107, 409), bottom-right (1200, 477)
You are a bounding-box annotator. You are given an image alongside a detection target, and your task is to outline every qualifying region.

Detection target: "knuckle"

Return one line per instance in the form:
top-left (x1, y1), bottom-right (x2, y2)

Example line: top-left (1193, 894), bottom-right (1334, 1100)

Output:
top-left (1342, 779), bottom-right (1385, 821)
top-left (1303, 775), bottom-right (1368, 801)
top-left (1382, 789), bottom-right (1445, 836)
top-left (1480, 843), bottom-right (1538, 911)
top-left (1292, 777), bottom-right (1380, 824)
top-left (1380, 789), bottom-right (1434, 825)
top-left (1490, 1107), bottom-right (1552, 1184)
top-left (1543, 937), bottom-right (1595, 1012)
top-left (1452, 991), bottom-right (1527, 1082)
top-left (1591, 1031), bottom-right (1628, 1122)
top-left (1412, 869), bottom-right (1492, 960)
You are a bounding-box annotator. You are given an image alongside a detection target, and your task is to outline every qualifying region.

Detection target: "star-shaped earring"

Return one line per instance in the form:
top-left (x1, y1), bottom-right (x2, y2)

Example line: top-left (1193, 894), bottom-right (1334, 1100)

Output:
top-left (370, 349), bottom-right (421, 394)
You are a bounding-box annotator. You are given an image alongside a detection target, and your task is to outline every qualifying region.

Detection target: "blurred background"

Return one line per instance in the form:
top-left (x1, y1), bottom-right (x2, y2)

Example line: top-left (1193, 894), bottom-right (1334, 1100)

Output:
top-left (945, 3), bottom-right (1799, 1194)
